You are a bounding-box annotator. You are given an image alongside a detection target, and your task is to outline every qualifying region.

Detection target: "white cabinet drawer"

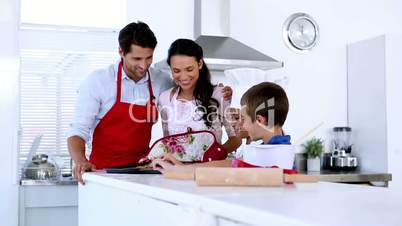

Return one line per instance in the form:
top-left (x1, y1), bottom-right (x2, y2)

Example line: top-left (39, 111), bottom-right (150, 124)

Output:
top-left (19, 185), bottom-right (78, 226)
top-left (80, 182), bottom-right (197, 226)
top-left (25, 206), bottom-right (77, 226)
top-left (21, 185), bottom-right (78, 207)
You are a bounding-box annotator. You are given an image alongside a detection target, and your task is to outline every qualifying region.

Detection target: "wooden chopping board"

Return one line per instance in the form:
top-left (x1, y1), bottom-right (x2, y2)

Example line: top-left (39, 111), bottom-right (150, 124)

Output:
top-left (163, 167), bottom-right (319, 186)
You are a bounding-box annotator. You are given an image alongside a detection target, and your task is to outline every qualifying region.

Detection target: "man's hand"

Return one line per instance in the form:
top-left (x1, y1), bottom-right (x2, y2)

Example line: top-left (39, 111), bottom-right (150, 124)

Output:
top-left (218, 83), bottom-right (233, 101)
top-left (73, 160), bottom-right (96, 185)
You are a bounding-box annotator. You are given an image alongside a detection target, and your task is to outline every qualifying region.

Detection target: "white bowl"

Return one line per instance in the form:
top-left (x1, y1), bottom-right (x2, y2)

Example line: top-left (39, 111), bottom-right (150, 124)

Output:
top-left (242, 144), bottom-right (295, 169)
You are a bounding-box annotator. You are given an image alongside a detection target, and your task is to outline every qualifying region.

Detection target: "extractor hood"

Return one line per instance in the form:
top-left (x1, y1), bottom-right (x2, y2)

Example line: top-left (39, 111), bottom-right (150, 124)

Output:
top-left (155, 0), bottom-right (283, 71)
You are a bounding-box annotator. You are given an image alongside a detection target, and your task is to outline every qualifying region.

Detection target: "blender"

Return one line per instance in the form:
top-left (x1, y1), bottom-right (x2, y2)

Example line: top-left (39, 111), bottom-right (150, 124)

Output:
top-left (329, 127), bottom-right (358, 170)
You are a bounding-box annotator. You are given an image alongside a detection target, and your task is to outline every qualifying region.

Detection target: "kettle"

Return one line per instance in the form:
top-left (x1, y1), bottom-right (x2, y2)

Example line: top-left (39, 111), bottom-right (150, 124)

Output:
top-left (22, 154), bottom-right (60, 180)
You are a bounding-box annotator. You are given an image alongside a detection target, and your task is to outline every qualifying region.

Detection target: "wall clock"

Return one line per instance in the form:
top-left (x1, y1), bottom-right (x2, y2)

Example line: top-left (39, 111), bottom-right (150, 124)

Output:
top-left (283, 13), bottom-right (319, 52)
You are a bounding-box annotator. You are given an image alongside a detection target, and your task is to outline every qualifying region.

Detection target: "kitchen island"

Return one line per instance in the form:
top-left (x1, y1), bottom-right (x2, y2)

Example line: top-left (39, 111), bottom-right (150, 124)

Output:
top-left (79, 172), bottom-right (402, 226)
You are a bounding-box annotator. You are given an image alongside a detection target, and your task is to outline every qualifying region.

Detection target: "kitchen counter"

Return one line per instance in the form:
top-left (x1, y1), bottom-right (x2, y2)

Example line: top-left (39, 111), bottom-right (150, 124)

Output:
top-left (300, 170), bottom-right (392, 186)
top-left (20, 176), bottom-right (78, 186)
top-left (79, 172), bottom-right (402, 226)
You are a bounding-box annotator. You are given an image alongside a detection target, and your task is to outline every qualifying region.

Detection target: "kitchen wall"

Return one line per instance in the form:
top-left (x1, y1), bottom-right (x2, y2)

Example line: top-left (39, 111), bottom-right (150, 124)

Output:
top-left (127, 0), bottom-right (194, 66)
top-left (230, 0), bottom-right (402, 145)
top-left (127, 0), bottom-right (402, 150)
top-left (0, 0), bottom-right (20, 225)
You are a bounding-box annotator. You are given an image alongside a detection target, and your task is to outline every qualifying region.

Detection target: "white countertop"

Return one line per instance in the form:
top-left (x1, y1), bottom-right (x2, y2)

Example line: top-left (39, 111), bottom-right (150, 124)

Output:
top-left (83, 172), bottom-right (402, 226)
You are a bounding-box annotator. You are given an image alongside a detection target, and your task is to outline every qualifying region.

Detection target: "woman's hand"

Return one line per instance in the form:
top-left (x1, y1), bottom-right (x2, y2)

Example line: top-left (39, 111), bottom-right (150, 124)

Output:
top-left (227, 107), bottom-right (249, 139)
top-left (73, 160), bottom-right (96, 185)
top-left (219, 83), bottom-right (233, 101)
top-left (152, 154), bottom-right (196, 179)
top-left (151, 154), bottom-right (184, 172)
top-left (162, 153), bottom-right (184, 165)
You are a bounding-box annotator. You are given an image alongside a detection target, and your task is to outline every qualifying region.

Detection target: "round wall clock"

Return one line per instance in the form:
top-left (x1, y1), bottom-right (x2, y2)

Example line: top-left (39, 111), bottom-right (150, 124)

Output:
top-left (283, 13), bottom-right (319, 52)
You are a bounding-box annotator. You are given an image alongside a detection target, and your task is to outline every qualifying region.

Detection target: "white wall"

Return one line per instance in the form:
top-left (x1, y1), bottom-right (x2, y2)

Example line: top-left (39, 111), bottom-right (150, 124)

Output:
top-left (126, 0), bottom-right (402, 150)
top-left (127, 0), bottom-right (194, 65)
top-left (0, 0), bottom-right (20, 225)
top-left (229, 0), bottom-right (402, 148)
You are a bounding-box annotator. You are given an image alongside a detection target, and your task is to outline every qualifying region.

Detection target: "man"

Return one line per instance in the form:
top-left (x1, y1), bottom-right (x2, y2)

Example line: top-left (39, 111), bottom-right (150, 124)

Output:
top-left (67, 21), bottom-right (231, 184)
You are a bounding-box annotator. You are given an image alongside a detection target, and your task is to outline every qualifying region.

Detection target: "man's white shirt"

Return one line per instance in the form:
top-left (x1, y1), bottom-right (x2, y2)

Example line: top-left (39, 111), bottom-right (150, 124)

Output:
top-left (67, 61), bottom-right (173, 142)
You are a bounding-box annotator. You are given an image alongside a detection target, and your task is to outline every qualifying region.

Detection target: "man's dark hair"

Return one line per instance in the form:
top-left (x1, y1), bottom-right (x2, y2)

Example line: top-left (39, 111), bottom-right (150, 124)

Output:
top-left (240, 82), bottom-right (289, 126)
top-left (118, 21), bottom-right (157, 55)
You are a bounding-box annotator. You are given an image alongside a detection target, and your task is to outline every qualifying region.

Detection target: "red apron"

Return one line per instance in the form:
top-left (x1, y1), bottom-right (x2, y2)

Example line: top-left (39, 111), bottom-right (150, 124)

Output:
top-left (89, 61), bottom-right (158, 169)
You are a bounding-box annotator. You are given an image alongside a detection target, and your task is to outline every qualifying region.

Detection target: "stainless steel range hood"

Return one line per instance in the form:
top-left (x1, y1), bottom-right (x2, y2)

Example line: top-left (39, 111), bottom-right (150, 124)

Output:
top-left (155, 0), bottom-right (283, 71)
top-left (194, 36), bottom-right (283, 70)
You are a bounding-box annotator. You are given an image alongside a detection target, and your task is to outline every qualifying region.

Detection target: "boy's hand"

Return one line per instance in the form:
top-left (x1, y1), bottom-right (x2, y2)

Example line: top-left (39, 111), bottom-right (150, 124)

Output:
top-left (218, 83), bottom-right (233, 101)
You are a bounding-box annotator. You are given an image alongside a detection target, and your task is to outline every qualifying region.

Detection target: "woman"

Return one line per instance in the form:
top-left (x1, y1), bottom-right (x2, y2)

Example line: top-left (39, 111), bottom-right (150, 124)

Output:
top-left (157, 39), bottom-right (241, 161)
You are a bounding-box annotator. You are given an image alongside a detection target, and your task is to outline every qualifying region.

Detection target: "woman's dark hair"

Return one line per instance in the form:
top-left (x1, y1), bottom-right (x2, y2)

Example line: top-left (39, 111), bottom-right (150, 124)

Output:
top-left (167, 39), bottom-right (219, 128)
top-left (118, 21), bottom-right (157, 55)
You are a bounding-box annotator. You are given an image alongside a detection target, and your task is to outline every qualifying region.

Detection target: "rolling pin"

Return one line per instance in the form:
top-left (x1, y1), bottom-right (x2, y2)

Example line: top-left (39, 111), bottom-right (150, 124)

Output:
top-left (163, 168), bottom-right (195, 180)
top-left (195, 167), bottom-right (319, 186)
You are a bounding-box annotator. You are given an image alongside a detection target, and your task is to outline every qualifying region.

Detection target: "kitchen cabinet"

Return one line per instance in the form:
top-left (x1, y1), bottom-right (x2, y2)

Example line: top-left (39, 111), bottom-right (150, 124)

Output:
top-left (347, 34), bottom-right (402, 189)
top-left (80, 181), bottom-right (196, 226)
top-left (19, 183), bottom-right (78, 226)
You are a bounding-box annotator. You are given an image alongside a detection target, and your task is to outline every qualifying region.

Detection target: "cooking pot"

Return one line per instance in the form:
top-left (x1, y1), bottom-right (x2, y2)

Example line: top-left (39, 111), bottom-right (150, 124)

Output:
top-left (22, 154), bottom-right (60, 180)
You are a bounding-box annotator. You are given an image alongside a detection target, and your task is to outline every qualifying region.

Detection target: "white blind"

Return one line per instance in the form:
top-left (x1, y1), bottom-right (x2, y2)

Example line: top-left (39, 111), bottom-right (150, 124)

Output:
top-left (19, 29), bottom-right (119, 175)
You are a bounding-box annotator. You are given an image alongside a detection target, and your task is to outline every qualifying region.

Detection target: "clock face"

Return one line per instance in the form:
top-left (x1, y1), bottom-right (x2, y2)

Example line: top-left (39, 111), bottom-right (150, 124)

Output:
top-left (283, 13), bottom-right (319, 52)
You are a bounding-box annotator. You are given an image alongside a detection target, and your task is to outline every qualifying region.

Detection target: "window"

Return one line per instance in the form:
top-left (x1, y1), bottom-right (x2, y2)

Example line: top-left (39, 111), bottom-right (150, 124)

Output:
top-left (19, 28), bottom-right (120, 175)
top-left (20, 0), bottom-right (126, 29)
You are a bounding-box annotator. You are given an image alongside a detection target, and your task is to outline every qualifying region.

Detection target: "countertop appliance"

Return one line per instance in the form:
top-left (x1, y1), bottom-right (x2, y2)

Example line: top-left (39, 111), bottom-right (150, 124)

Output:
top-left (22, 154), bottom-right (60, 180)
top-left (324, 127), bottom-right (358, 170)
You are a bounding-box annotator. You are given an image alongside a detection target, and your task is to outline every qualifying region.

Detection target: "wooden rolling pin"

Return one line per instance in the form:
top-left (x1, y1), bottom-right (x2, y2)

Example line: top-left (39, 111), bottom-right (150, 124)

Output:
top-left (195, 167), bottom-right (319, 186)
top-left (163, 168), bottom-right (195, 180)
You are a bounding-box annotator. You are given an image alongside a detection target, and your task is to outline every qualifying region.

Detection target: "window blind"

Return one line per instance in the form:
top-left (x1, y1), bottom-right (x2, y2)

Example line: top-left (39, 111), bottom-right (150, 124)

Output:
top-left (19, 29), bottom-right (119, 176)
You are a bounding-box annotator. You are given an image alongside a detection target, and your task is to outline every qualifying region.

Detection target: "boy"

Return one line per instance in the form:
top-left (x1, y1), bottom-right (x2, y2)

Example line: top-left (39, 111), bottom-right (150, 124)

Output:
top-left (151, 82), bottom-right (290, 171)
